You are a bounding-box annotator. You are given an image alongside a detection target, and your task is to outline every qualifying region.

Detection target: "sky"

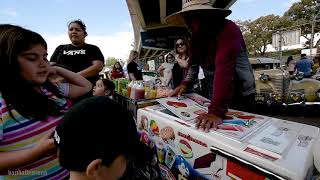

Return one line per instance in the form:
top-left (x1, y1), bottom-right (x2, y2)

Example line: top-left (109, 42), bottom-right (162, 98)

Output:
top-left (0, 0), bottom-right (300, 60)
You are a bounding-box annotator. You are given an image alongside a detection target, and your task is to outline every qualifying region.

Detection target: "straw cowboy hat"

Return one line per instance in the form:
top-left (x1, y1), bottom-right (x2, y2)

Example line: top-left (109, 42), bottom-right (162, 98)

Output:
top-left (165, 0), bottom-right (236, 26)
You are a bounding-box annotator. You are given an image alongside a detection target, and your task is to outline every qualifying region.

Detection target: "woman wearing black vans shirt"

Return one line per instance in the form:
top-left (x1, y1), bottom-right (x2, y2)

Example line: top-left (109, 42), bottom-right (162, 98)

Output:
top-left (50, 19), bottom-right (104, 86)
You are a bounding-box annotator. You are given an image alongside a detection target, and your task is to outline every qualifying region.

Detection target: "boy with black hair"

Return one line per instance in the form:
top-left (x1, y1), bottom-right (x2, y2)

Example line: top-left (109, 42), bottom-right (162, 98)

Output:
top-left (54, 96), bottom-right (160, 180)
top-left (93, 79), bottom-right (115, 97)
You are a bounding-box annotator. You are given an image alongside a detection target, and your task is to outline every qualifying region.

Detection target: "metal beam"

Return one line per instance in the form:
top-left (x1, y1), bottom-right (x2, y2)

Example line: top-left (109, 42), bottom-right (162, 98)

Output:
top-left (158, 50), bottom-right (166, 57)
top-left (128, 0), bottom-right (146, 28)
top-left (150, 49), bottom-right (159, 59)
top-left (159, 0), bottom-right (167, 24)
top-left (144, 49), bottom-right (151, 60)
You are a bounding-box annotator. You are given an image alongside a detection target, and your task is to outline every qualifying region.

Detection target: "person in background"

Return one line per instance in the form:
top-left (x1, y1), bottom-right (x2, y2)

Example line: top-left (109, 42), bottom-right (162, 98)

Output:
top-left (286, 56), bottom-right (296, 75)
top-left (93, 79), bottom-right (115, 97)
top-left (166, 0), bottom-right (256, 132)
top-left (50, 19), bottom-right (104, 86)
top-left (127, 50), bottom-right (143, 81)
top-left (0, 24), bottom-right (91, 179)
top-left (312, 55), bottom-right (320, 75)
top-left (172, 37), bottom-right (190, 89)
top-left (157, 52), bottom-right (175, 88)
top-left (294, 53), bottom-right (314, 77)
top-left (111, 61), bottom-right (125, 80)
top-left (54, 96), bottom-right (159, 180)
top-left (172, 37), bottom-right (203, 94)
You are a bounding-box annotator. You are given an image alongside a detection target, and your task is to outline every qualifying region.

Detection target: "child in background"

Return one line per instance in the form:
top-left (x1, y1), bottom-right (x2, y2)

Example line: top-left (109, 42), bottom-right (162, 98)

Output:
top-left (54, 96), bottom-right (159, 180)
top-left (157, 53), bottom-right (175, 88)
top-left (93, 79), bottom-right (115, 97)
top-left (0, 24), bottom-right (92, 178)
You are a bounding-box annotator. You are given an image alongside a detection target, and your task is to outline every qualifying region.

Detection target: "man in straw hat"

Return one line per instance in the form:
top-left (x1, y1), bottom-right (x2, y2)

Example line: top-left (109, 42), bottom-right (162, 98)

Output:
top-left (167, 0), bottom-right (256, 132)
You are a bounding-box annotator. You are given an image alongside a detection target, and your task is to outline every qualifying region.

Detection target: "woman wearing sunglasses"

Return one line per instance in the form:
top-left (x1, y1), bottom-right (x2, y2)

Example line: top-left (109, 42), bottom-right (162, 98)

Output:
top-left (172, 38), bottom-right (201, 94)
top-left (172, 38), bottom-right (190, 89)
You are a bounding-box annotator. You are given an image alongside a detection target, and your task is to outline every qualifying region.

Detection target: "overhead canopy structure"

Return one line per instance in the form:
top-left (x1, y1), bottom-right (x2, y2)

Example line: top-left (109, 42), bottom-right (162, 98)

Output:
top-left (126, 0), bottom-right (187, 62)
top-left (126, 0), bottom-right (237, 62)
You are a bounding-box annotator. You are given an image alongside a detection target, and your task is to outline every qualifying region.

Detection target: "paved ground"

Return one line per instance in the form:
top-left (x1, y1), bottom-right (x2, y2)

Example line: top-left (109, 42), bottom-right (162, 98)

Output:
top-left (254, 105), bottom-right (320, 127)
top-left (271, 115), bottom-right (319, 127)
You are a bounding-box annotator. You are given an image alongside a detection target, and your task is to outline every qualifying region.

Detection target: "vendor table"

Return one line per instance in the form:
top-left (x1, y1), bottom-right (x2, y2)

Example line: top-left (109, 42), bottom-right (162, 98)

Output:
top-left (113, 92), bottom-right (158, 119)
top-left (137, 104), bottom-right (319, 180)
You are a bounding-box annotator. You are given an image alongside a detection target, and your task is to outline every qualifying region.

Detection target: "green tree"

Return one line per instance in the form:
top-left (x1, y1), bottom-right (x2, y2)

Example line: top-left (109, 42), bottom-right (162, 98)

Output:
top-left (239, 15), bottom-right (281, 56)
top-left (283, 0), bottom-right (319, 47)
top-left (105, 57), bottom-right (118, 67)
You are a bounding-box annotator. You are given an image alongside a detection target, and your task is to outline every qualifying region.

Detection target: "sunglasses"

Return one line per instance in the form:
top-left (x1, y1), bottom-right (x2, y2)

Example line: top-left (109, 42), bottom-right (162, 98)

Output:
top-left (176, 42), bottom-right (186, 47)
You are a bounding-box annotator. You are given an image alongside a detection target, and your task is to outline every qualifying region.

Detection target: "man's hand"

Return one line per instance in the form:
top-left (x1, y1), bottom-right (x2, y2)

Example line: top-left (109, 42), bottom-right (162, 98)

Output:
top-left (168, 84), bottom-right (187, 97)
top-left (195, 113), bottom-right (223, 132)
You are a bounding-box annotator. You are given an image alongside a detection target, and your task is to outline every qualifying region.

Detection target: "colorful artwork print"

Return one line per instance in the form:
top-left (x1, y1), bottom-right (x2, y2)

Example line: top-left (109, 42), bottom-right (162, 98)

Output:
top-left (157, 142), bottom-right (165, 163)
top-left (185, 93), bottom-right (211, 107)
top-left (159, 164), bottom-right (176, 180)
top-left (174, 155), bottom-right (203, 179)
top-left (165, 146), bottom-right (176, 169)
top-left (157, 97), bottom-right (207, 121)
top-left (215, 111), bottom-right (268, 140)
top-left (158, 95), bottom-right (269, 140)
top-left (149, 119), bottom-right (159, 136)
top-left (178, 139), bottom-right (193, 158)
top-left (177, 160), bottom-right (190, 177)
top-left (217, 124), bottom-right (245, 132)
top-left (223, 119), bottom-right (248, 126)
top-left (167, 101), bottom-right (187, 108)
top-left (140, 131), bottom-right (149, 145)
top-left (160, 126), bottom-right (175, 147)
top-left (139, 115), bottom-right (148, 131)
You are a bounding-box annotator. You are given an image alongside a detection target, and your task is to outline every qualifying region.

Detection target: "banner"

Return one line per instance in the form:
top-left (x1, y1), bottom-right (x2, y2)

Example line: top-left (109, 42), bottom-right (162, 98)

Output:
top-left (140, 27), bottom-right (189, 50)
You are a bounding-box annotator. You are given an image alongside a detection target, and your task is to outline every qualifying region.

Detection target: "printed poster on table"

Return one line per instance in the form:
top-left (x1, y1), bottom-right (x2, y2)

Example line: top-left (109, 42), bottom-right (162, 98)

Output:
top-left (248, 120), bottom-right (303, 155)
top-left (157, 94), bottom-right (270, 140)
top-left (214, 111), bottom-right (269, 140)
top-left (156, 96), bottom-right (207, 121)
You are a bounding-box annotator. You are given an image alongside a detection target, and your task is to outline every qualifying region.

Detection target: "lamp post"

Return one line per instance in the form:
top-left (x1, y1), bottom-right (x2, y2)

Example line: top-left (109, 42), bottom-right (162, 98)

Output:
top-left (311, 0), bottom-right (320, 56)
top-left (277, 31), bottom-right (283, 61)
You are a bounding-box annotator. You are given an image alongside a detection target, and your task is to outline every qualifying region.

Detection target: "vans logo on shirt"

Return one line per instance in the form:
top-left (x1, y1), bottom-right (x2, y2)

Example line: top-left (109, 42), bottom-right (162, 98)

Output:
top-left (63, 50), bottom-right (86, 55)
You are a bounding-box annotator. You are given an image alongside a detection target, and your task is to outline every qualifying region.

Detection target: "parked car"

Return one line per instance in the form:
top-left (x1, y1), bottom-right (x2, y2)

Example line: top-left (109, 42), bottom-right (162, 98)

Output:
top-left (254, 69), bottom-right (287, 106)
top-left (250, 58), bottom-right (287, 106)
top-left (251, 57), bottom-right (320, 107)
top-left (285, 72), bottom-right (320, 105)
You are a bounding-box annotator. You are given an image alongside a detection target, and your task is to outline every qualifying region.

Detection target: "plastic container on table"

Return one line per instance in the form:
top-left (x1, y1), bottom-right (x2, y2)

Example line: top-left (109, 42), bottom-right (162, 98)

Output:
top-left (135, 81), bottom-right (145, 100)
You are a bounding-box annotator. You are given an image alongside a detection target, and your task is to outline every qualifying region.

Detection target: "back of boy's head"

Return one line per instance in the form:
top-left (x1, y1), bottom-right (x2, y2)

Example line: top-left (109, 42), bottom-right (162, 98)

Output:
top-left (102, 79), bottom-right (115, 92)
top-left (54, 96), bottom-right (141, 172)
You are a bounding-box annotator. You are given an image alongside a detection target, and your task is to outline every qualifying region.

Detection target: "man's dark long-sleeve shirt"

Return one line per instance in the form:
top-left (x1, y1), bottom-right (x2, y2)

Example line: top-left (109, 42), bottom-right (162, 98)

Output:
top-left (182, 20), bottom-right (255, 118)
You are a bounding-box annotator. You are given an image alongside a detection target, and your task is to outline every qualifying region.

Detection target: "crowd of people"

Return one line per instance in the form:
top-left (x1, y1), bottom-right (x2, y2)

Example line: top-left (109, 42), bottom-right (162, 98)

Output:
top-left (0, 22), bottom-right (158, 179)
